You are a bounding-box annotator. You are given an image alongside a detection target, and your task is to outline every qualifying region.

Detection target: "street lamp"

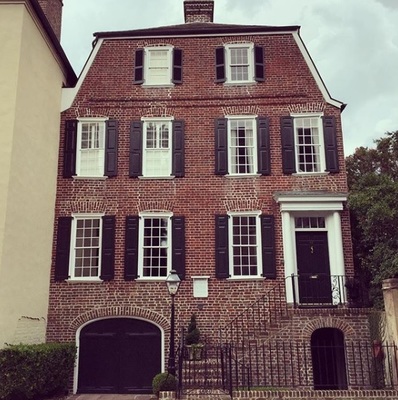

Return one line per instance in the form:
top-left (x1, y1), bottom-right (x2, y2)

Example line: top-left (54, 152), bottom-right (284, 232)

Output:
top-left (166, 269), bottom-right (181, 375)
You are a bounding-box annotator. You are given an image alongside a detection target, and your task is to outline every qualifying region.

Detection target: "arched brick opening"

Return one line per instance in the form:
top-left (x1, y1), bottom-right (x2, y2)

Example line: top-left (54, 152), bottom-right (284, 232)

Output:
top-left (301, 317), bottom-right (356, 340)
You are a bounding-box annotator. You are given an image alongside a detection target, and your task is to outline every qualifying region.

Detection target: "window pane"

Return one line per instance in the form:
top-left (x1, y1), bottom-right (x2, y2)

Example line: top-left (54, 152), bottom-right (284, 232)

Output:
top-left (79, 122), bottom-right (105, 176)
top-left (295, 118), bottom-right (321, 173)
top-left (229, 119), bottom-right (255, 174)
top-left (231, 215), bottom-right (258, 276)
top-left (73, 217), bottom-right (101, 278)
top-left (142, 216), bottom-right (169, 277)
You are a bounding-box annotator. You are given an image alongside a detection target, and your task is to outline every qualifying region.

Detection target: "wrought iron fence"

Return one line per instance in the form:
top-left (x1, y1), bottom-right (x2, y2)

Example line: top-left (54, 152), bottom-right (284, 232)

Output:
top-left (222, 340), bottom-right (398, 395)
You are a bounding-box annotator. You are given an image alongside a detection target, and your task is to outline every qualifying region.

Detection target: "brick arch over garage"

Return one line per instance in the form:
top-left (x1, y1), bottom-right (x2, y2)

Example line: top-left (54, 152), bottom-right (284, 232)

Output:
top-left (68, 306), bottom-right (170, 336)
top-left (301, 317), bottom-right (356, 340)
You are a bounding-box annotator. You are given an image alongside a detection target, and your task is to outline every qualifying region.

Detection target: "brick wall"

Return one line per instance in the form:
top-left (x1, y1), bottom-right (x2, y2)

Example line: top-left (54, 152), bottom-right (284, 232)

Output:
top-left (37, 0), bottom-right (63, 40)
top-left (48, 31), bottom-right (358, 356)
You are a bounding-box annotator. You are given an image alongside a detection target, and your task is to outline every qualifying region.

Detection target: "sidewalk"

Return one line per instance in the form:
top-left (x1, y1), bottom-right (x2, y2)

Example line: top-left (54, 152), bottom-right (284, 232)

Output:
top-left (67, 395), bottom-right (155, 400)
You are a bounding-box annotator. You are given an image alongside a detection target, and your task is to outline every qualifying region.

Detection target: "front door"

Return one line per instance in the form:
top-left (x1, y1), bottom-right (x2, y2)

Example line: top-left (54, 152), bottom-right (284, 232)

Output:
top-left (296, 231), bottom-right (331, 304)
top-left (78, 318), bottom-right (161, 394)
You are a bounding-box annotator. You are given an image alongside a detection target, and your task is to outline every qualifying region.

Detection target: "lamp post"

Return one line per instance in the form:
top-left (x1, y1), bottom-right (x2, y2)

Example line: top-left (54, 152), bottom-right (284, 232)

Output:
top-left (165, 269), bottom-right (181, 375)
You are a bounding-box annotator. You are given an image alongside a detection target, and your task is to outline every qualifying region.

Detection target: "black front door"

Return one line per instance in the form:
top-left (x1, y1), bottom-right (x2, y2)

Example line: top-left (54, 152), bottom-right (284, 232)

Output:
top-left (78, 318), bottom-right (161, 394)
top-left (296, 231), bottom-right (331, 304)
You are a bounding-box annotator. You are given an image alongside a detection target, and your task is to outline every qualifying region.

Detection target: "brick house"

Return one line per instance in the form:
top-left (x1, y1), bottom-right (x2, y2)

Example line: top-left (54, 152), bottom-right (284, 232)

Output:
top-left (47, 0), bottom-right (374, 395)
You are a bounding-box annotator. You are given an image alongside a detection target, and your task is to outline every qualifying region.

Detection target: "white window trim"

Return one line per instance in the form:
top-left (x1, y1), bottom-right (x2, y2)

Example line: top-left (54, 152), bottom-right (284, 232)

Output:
top-left (68, 213), bottom-right (105, 282)
top-left (226, 115), bottom-right (258, 177)
top-left (290, 113), bottom-right (326, 175)
top-left (137, 211), bottom-right (173, 281)
top-left (75, 117), bottom-right (109, 178)
top-left (143, 46), bottom-right (174, 87)
top-left (227, 211), bottom-right (263, 280)
top-left (225, 43), bottom-right (255, 85)
top-left (141, 117), bottom-right (174, 178)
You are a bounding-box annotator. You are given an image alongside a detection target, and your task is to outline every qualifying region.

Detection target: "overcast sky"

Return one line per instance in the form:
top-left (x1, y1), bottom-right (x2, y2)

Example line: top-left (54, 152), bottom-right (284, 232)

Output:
top-left (60, 0), bottom-right (398, 156)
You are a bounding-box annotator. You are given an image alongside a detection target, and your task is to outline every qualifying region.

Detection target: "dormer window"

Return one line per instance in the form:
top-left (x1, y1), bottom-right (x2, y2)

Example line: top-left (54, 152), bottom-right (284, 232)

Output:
top-left (134, 46), bottom-right (183, 86)
top-left (216, 43), bottom-right (265, 84)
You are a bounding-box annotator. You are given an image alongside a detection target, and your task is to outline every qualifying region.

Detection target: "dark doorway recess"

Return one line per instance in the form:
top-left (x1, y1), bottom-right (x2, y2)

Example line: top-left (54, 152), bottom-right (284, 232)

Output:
top-left (78, 318), bottom-right (161, 394)
top-left (296, 231), bottom-right (332, 304)
top-left (311, 328), bottom-right (348, 390)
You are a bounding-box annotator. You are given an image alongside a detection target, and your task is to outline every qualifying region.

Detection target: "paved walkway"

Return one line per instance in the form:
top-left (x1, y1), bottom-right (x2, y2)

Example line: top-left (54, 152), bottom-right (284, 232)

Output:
top-left (68, 395), bottom-right (155, 400)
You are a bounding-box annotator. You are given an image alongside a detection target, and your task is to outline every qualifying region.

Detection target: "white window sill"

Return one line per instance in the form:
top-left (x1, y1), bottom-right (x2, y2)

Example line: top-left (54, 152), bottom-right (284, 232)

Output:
top-left (135, 278), bottom-right (167, 282)
top-left (142, 83), bottom-right (175, 88)
top-left (138, 175), bottom-right (175, 180)
top-left (225, 173), bottom-right (261, 178)
top-left (66, 278), bottom-right (103, 283)
top-left (227, 276), bottom-right (265, 281)
top-left (223, 81), bottom-right (257, 86)
top-left (72, 176), bottom-right (108, 180)
top-left (292, 172), bottom-right (330, 177)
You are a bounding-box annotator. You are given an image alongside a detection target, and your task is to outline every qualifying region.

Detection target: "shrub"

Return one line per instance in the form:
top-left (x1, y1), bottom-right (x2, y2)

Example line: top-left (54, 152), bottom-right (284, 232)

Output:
top-left (152, 372), bottom-right (177, 397)
top-left (185, 314), bottom-right (200, 345)
top-left (0, 342), bottom-right (76, 400)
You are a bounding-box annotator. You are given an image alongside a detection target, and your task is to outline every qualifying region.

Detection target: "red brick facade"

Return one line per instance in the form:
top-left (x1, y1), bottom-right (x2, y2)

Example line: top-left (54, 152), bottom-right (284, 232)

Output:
top-left (47, 8), bottom-right (372, 394)
top-left (37, 0), bottom-right (63, 40)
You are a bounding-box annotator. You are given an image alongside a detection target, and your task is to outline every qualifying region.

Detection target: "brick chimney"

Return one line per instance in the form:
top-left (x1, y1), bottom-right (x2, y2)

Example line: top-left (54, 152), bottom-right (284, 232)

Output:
top-left (184, 0), bottom-right (214, 23)
top-left (37, 0), bottom-right (63, 40)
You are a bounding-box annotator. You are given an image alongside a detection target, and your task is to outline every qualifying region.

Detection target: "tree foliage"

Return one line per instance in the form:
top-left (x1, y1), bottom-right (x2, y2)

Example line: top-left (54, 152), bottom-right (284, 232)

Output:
top-left (346, 131), bottom-right (398, 307)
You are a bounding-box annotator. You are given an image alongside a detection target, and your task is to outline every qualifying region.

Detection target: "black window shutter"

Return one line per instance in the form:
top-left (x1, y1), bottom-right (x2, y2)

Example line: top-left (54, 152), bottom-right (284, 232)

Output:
top-left (125, 216), bottom-right (139, 280)
top-left (134, 48), bottom-right (144, 84)
top-left (280, 116), bottom-right (296, 174)
top-left (172, 216), bottom-right (186, 280)
top-left (172, 48), bottom-right (183, 84)
top-left (257, 117), bottom-right (271, 175)
top-left (215, 118), bottom-right (228, 175)
top-left (215, 47), bottom-right (226, 83)
top-left (100, 216), bottom-right (116, 281)
top-left (104, 119), bottom-right (118, 177)
top-left (172, 120), bottom-right (185, 177)
top-left (261, 215), bottom-right (276, 279)
top-left (254, 46), bottom-right (265, 82)
top-left (129, 121), bottom-right (143, 177)
top-left (215, 215), bottom-right (229, 279)
top-left (63, 120), bottom-right (77, 178)
top-left (55, 217), bottom-right (72, 281)
top-left (323, 116), bottom-right (339, 173)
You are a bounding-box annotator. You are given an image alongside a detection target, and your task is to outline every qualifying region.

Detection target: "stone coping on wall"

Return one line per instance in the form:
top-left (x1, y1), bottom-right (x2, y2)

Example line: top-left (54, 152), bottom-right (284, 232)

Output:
top-left (159, 389), bottom-right (398, 400)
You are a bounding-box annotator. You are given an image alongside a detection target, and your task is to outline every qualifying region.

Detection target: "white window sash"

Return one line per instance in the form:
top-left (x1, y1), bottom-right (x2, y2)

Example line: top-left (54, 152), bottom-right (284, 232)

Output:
top-left (225, 43), bottom-right (255, 84)
top-left (228, 211), bottom-right (262, 278)
top-left (144, 47), bottom-right (173, 85)
top-left (137, 212), bottom-right (173, 279)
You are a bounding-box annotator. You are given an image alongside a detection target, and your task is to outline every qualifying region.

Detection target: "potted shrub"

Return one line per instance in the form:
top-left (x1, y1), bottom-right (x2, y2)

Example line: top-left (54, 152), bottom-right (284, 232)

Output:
top-left (152, 372), bottom-right (177, 398)
top-left (185, 314), bottom-right (204, 361)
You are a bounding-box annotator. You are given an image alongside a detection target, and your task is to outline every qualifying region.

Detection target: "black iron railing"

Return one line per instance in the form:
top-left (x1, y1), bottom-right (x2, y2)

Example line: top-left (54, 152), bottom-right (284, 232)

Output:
top-left (289, 274), bottom-right (369, 308)
top-left (219, 280), bottom-right (288, 346)
top-left (223, 340), bottom-right (398, 392)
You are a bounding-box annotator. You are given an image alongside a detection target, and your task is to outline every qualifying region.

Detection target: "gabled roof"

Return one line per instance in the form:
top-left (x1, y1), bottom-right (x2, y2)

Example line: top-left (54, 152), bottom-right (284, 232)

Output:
top-left (94, 22), bottom-right (300, 39)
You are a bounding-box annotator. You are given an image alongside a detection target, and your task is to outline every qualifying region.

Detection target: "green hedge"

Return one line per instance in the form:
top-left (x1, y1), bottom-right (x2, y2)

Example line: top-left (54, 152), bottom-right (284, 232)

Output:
top-left (0, 342), bottom-right (76, 400)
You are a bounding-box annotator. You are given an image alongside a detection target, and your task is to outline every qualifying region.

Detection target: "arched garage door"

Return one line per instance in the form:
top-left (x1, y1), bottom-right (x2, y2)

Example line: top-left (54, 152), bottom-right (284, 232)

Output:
top-left (78, 318), bottom-right (161, 394)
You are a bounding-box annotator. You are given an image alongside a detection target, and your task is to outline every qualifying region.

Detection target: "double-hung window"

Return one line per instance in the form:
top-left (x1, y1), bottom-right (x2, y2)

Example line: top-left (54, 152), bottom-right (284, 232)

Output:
top-left (124, 214), bottom-right (186, 281)
top-left (63, 118), bottom-right (118, 178)
top-left (215, 116), bottom-right (270, 176)
top-left (139, 213), bottom-right (172, 279)
top-left (143, 119), bottom-right (172, 177)
top-left (229, 117), bottom-right (256, 174)
top-left (129, 118), bottom-right (185, 179)
top-left (215, 213), bottom-right (276, 280)
top-left (77, 120), bottom-right (105, 177)
top-left (54, 214), bottom-right (116, 281)
top-left (281, 114), bottom-right (339, 174)
top-left (216, 43), bottom-right (264, 84)
top-left (134, 46), bottom-right (183, 86)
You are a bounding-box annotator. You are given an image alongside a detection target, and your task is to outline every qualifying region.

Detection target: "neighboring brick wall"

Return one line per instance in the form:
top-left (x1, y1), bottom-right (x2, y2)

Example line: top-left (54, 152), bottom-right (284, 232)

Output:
top-left (37, 0), bottom-right (63, 40)
top-left (48, 31), bottom-right (359, 371)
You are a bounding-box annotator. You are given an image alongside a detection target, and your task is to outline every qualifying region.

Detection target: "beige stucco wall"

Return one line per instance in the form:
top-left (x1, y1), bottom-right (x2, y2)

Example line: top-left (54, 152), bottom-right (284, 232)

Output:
top-left (0, 3), bottom-right (65, 347)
